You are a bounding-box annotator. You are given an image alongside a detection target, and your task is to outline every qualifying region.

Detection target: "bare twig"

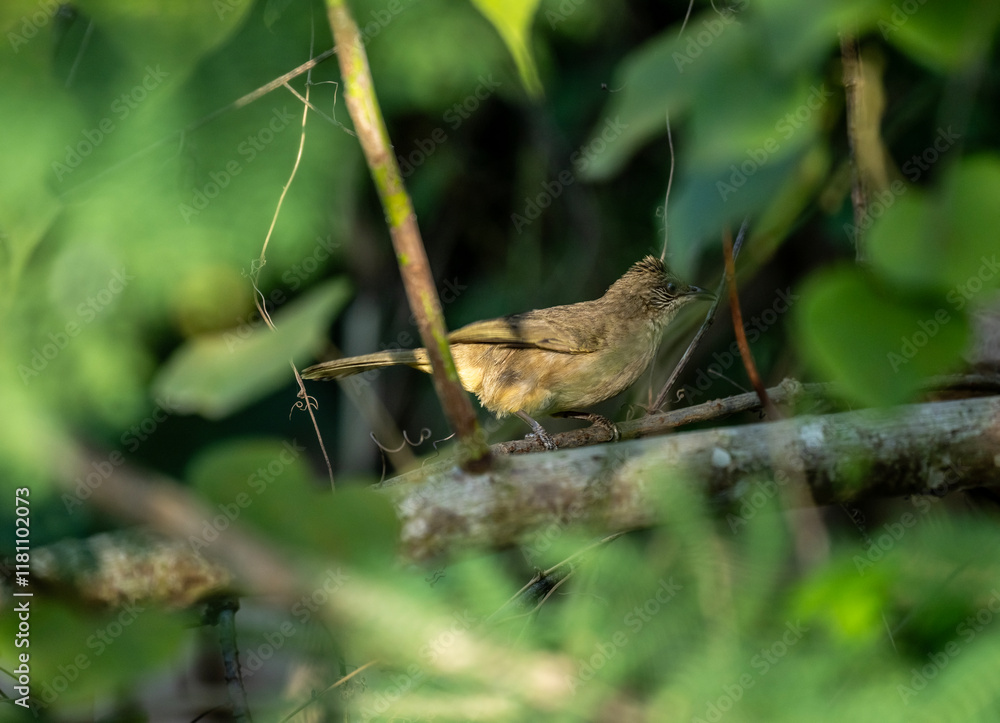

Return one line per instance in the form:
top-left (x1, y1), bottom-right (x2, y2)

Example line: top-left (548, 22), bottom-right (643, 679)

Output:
top-left (249, 44), bottom-right (336, 489)
top-left (210, 596), bottom-right (253, 723)
top-left (839, 32), bottom-right (868, 263)
top-left (488, 533), bottom-right (624, 625)
top-left (722, 227), bottom-right (778, 419)
top-left (840, 32), bottom-right (891, 265)
top-left (660, 0), bottom-right (693, 261)
top-left (660, 111), bottom-right (676, 262)
top-left (280, 659), bottom-right (379, 723)
top-left (325, 0), bottom-right (489, 468)
top-left (292, 362), bottom-right (336, 490)
top-left (501, 376), bottom-right (810, 455)
top-left (60, 47), bottom-right (341, 196)
top-left (652, 218), bottom-right (749, 411)
top-left (720, 230), bottom-right (828, 566)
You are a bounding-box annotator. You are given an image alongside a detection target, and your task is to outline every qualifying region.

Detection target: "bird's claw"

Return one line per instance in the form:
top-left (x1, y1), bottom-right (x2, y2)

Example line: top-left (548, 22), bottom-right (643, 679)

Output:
top-left (553, 411), bottom-right (621, 442)
top-left (525, 429), bottom-right (558, 450)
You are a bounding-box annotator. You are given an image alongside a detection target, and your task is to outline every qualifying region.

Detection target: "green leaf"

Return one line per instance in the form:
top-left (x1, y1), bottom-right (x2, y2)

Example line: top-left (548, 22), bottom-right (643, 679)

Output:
top-left (794, 555), bottom-right (894, 644)
top-left (796, 267), bottom-right (968, 406)
top-left (667, 142), bottom-right (822, 278)
top-left (940, 155), bottom-right (1000, 297)
top-left (869, 155), bottom-right (1000, 298)
top-left (0, 600), bottom-right (188, 706)
top-left (578, 4), bottom-right (853, 181)
top-left (76, 0), bottom-right (253, 81)
top-left (579, 0), bottom-right (887, 182)
top-left (189, 438), bottom-right (399, 565)
top-left (866, 187), bottom-right (937, 289)
top-left (154, 279), bottom-right (351, 418)
top-left (263, 0), bottom-right (298, 28)
top-left (470, 0), bottom-right (543, 97)
top-left (878, 0), bottom-right (1000, 72)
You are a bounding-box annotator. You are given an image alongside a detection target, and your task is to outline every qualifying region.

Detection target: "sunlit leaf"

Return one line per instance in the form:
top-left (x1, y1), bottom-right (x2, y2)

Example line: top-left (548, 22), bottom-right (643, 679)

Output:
top-left (470, 0), bottom-right (543, 97)
top-left (154, 279), bottom-right (351, 418)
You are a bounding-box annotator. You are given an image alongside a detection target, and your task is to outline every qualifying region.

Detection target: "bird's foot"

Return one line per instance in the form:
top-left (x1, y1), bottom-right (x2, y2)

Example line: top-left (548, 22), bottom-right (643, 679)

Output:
top-left (525, 428), bottom-right (558, 451)
top-left (515, 411), bottom-right (558, 450)
top-left (553, 411), bottom-right (621, 442)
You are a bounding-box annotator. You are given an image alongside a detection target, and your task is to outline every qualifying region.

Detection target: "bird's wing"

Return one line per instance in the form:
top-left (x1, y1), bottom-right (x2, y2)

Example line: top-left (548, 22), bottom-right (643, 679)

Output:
top-left (448, 310), bottom-right (603, 353)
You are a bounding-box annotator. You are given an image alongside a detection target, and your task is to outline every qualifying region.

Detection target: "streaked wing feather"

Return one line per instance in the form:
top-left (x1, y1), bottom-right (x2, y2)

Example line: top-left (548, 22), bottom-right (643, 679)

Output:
top-left (448, 313), bottom-right (601, 353)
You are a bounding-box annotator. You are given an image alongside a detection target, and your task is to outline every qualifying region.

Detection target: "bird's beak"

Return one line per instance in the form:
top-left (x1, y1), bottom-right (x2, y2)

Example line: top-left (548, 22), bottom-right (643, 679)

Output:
top-left (688, 285), bottom-right (716, 300)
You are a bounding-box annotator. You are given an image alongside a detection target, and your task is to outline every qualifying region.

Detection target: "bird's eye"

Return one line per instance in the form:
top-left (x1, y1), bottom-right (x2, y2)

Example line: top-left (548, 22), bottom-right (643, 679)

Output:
top-left (666, 282), bottom-right (677, 295)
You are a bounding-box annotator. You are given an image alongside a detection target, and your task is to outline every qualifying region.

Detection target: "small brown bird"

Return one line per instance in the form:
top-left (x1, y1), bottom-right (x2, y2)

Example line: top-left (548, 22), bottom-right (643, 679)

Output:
top-left (303, 256), bottom-right (713, 447)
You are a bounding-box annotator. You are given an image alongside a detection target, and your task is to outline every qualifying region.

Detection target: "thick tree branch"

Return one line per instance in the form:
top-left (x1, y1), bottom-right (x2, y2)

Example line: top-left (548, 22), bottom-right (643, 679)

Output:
top-left (14, 389), bottom-right (1000, 605)
top-left (385, 395), bottom-right (1000, 560)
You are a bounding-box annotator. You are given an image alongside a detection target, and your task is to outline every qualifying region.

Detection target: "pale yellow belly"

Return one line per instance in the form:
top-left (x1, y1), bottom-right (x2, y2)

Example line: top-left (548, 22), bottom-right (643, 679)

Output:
top-left (449, 342), bottom-right (655, 417)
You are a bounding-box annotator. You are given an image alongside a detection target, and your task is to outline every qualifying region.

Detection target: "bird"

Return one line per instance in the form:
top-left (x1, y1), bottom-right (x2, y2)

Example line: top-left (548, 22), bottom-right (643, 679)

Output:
top-left (303, 256), bottom-right (713, 448)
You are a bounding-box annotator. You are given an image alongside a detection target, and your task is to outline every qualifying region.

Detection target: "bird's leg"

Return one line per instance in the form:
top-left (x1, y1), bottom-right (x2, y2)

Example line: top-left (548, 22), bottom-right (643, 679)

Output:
top-left (552, 411), bottom-right (621, 442)
top-left (515, 410), bottom-right (557, 451)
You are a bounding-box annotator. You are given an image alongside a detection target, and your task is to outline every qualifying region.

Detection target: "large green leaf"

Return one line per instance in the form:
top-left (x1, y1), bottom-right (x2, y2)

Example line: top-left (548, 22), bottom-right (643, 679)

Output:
top-left (76, 0), bottom-right (253, 82)
top-left (579, 0), bottom-right (880, 182)
top-left (0, 600), bottom-right (188, 706)
top-left (796, 266), bottom-right (968, 406)
top-left (188, 438), bottom-right (399, 565)
top-left (877, 0), bottom-right (1000, 72)
top-left (154, 279), bottom-right (351, 418)
top-left (869, 155), bottom-right (1000, 299)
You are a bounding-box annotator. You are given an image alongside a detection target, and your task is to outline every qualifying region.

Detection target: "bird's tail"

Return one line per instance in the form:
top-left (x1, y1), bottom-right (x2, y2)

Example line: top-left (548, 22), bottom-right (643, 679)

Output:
top-left (302, 348), bottom-right (430, 379)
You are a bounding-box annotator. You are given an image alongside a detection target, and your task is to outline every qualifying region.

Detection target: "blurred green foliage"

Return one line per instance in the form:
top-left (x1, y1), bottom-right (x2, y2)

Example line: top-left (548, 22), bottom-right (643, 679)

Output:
top-left (2, 0), bottom-right (1000, 718)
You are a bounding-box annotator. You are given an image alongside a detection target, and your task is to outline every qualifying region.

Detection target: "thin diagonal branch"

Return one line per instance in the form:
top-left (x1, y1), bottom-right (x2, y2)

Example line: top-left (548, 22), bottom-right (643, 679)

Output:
top-left (325, 0), bottom-right (489, 468)
top-left (722, 227), bottom-right (777, 419)
top-left (652, 218), bottom-right (748, 411)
